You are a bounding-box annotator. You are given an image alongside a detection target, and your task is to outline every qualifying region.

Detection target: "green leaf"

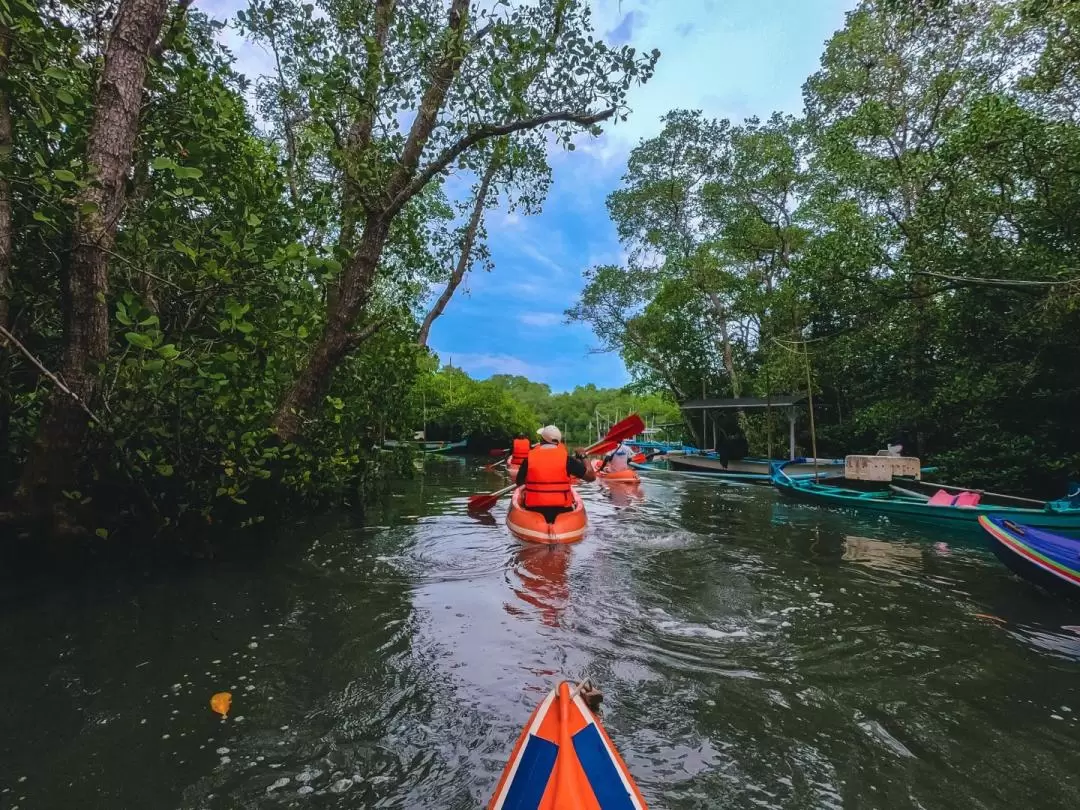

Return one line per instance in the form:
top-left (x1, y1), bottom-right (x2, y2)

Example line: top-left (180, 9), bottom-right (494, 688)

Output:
top-left (151, 156), bottom-right (178, 171)
top-left (172, 238), bottom-right (197, 259)
top-left (173, 358), bottom-right (194, 369)
top-left (95, 528), bottom-right (109, 539)
top-left (79, 202), bottom-right (99, 215)
top-left (235, 321), bottom-right (254, 334)
top-left (53, 169), bottom-right (76, 182)
top-left (143, 359), bottom-right (164, 371)
top-left (297, 325), bottom-right (308, 339)
top-left (125, 332), bottom-right (154, 350)
top-left (56, 89), bottom-right (75, 105)
top-left (176, 166), bottom-right (204, 179)
top-left (156, 463), bottom-right (174, 477)
top-left (139, 314), bottom-right (160, 327)
top-left (45, 67), bottom-right (67, 81)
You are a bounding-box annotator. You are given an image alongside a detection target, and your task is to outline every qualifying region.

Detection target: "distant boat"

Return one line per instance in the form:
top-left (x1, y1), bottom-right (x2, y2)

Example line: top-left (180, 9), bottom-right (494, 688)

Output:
top-left (383, 438), bottom-right (468, 454)
top-left (666, 454), bottom-right (844, 483)
top-left (772, 461), bottom-right (1080, 532)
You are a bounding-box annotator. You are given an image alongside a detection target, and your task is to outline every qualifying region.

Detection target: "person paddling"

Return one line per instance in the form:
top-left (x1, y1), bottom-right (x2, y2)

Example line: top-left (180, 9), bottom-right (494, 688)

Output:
top-left (515, 426), bottom-right (595, 522)
top-left (509, 433), bottom-right (531, 467)
top-left (600, 440), bottom-right (633, 472)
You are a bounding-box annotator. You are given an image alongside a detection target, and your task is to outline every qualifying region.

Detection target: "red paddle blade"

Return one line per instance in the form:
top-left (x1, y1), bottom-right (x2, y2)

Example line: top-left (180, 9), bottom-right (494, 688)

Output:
top-left (586, 414), bottom-right (645, 455)
top-left (468, 494), bottom-right (499, 512)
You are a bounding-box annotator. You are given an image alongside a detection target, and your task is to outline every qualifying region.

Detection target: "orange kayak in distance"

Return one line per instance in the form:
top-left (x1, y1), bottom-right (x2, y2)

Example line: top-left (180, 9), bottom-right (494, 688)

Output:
top-left (506, 487), bottom-right (587, 544)
top-left (488, 680), bottom-right (648, 810)
top-left (592, 459), bottom-right (641, 484)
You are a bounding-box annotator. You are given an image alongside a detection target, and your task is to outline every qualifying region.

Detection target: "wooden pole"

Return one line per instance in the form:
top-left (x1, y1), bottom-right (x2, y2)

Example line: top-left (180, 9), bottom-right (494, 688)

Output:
top-left (804, 341), bottom-right (819, 480)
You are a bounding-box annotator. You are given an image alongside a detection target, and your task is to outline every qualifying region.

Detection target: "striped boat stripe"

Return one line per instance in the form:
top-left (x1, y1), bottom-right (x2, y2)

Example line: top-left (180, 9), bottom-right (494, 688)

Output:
top-left (573, 723), bottom-right (639, 810)
top-left (571, 693), bottom-right (645, 810)
top-left (496, 735), bottom-right (558, 810)
top-left (505, 520), bottom-right (584, 542)
top-left (981, 517), bottom-right (1080, 585)
top-left (490, 690), bottom-right (557, 810)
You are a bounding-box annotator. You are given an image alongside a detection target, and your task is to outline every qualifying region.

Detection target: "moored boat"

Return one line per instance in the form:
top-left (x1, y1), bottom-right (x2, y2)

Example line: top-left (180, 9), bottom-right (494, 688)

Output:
top-left (506, 487), bottom-right (588, 544)
top-left (488, 680), bottom-right (648, 810)
top-left (667, 454), bottom-right (844, 483)
top-left (772, 462), bottom-right (1080, 532)
top-left (979, 515), bottom-right (1080, 597)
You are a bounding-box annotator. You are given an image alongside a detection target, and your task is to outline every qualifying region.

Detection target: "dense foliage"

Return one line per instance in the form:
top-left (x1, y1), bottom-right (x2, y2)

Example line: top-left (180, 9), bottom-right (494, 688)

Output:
top-left (571, 0), bottom-right (1080, 495)
top-left (0, 0), bottom-right (655, 539)
top-left (414, 367), bottom-right (681, 447)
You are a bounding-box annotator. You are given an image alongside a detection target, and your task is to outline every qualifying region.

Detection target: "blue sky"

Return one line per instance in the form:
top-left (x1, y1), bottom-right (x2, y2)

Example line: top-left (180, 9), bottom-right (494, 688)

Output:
top-left (205, 0), bottom-right (856, 391)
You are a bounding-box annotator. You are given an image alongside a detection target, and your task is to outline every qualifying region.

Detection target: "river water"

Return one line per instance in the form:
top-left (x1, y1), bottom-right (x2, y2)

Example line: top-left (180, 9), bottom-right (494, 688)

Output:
top-left (2, 460), bottom-right (1080, 809)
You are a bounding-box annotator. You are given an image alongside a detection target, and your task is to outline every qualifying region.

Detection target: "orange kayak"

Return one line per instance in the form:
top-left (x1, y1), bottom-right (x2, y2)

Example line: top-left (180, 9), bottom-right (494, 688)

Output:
top-left (597, 468), bottom-right (640, 484)
top-left (488, 680), bottom-right (648, 809)
top-left (506, 487), bottom-right (587, 544)
top-left (592, 459), bottom-right (640, 483)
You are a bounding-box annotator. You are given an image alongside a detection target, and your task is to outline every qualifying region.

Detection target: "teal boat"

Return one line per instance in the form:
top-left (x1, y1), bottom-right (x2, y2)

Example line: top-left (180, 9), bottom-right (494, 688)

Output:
top-left (771, 461), bottom-right (1080, 533)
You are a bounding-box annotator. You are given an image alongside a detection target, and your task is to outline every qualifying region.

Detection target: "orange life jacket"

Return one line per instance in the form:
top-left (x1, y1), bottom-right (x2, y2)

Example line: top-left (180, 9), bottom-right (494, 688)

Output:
top-left (523, 443), bottom-right (573, 509)
top-left (511, 437), bottom-right (531, 464)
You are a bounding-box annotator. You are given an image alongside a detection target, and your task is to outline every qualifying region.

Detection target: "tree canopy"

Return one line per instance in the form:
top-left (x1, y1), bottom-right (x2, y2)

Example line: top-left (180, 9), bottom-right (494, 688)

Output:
top-left (570, 0), bottom-right (1080, 494)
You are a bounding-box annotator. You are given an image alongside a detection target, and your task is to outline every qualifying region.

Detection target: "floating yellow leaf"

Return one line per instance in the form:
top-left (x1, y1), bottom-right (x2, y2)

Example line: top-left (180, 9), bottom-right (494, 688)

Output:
top-left (210, 691), bottom-right (232, 718)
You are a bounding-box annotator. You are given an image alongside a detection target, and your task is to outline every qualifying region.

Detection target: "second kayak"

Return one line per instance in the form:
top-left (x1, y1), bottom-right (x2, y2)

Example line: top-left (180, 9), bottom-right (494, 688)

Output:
top-left (488, 680), bottom-right (648, 809)
top-left (506, 487), bottom-right (587, 544)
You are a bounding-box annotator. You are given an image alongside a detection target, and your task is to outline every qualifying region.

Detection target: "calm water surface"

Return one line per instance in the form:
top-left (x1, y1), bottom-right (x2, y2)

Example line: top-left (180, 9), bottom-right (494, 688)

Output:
top-left (2, 461), bottom-right (1080, 809)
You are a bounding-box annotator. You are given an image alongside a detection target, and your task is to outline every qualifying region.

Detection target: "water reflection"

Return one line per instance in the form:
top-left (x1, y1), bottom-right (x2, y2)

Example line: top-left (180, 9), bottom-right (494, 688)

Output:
top-left (506, 544), bottom-right (571, 627)
top-left (3, 468), bottom-right (1080, 809)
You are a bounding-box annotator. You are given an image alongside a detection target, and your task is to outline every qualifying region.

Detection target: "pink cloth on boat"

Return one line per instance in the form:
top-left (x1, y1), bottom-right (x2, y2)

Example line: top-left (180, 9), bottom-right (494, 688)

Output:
top-left (953, 491), bottom-right (981, 507)
top-left (928, 490), bottom-right (954, 506)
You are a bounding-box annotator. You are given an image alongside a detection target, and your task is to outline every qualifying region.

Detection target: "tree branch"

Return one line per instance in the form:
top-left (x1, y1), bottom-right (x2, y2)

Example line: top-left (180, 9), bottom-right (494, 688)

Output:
top-left (150, 0), bottom-right (194, 61)
top-left (394, 107), bottom-right (615, 211)
top-left (344, 317), bottom-right (386, 352)
top-left (0, 325), bottom-right (104, 426)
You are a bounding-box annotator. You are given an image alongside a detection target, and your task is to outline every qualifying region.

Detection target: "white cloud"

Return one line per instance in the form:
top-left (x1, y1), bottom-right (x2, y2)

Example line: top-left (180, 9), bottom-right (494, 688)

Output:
top-left (518, 312), bottom-right (563, 327)
top-left (439, 352), bottom-right (550, 378)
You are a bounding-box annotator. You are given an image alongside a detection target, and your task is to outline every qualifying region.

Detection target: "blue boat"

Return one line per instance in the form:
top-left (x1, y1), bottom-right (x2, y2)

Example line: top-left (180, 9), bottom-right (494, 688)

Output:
top-left (979, 515), bottom-right (1080, 598)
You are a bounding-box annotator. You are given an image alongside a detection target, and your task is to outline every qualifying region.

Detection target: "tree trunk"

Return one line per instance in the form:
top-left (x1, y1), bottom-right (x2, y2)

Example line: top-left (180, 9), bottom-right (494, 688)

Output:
top-left (273, 213), bottom-right (392, 438)
top-left (0, 23), bottom-right (14, 474)
top-left (14, 0), bottom-right (169, 523)
top-left (273, 0), bottom-right (470, 440)
top-left (417, 152), bottom-right (498, 347)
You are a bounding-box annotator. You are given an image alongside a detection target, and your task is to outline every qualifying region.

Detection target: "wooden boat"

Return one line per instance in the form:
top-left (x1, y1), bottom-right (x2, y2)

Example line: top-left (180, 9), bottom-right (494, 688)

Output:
top-left (488, 680), bottom-right (648, 810)
top-left (383, 437), bottom-right (468, 454)
top-left (666, 454), bottom-right (844, 483)
top-left (506, 487), bottom-right (588, 544)
top-left (979, 515), bottom-right (1080, 597)
top-left (772, 462), bottom-right (1080, 532)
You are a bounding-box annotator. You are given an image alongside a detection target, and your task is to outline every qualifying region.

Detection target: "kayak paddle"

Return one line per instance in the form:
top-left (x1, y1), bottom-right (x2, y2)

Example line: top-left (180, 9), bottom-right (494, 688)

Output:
top-left (466, 414), bottom-right (645, 512)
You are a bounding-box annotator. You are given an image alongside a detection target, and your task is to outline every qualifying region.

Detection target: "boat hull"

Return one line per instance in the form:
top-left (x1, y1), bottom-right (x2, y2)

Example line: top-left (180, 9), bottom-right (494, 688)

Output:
top-left (488, 681), bottom-right (648, 810)
top-left (668, 455), bottom-right (843, 483)
top-left (597, 468), bottom-right (640, 483)
top-left (979, 515), bottom-right (1080, 597)
top-left (506, 488), bottom-right (588, 545)
top-left (772, 466), bottom-right (1080, 532)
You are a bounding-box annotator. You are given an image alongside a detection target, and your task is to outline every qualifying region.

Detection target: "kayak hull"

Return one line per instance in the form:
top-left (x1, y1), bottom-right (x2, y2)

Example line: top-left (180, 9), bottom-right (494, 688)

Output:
top-left (979, 515), bottom-right (1080, 598)
top-left (598, 468), bottom-right (641, 484)
top-left (488, 681), bottom-right (648, 810)
top-left (506, 487), bottom-right (588, 545)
